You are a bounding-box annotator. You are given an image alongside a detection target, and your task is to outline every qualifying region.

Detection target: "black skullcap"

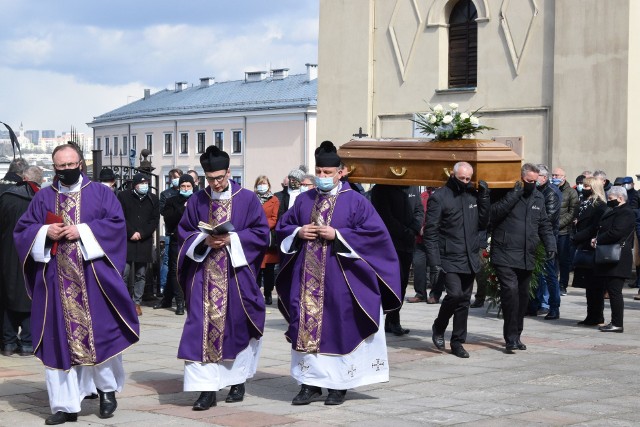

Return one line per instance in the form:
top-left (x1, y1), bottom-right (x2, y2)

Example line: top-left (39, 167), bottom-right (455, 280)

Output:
top-left (179, 174), bottom-right (195, 187)
top-left (99, 168), bottom-right (115, 182)
top-left (132, 173), bottom-right (150, 187)
top-left (200, 145), bottom-right (230, 172)
top-left (315, 140), bottom-right (341, 167)
top-left (575, 174), bottom-right (585, 185)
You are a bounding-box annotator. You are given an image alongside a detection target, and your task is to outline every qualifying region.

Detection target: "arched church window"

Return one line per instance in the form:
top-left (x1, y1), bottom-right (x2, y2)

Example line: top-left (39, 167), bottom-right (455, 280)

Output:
top-left (449, 0), bottom-right (478, 88)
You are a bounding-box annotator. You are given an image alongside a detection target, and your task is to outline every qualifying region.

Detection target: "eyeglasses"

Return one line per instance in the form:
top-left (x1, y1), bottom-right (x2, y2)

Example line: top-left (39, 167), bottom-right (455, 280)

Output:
top-left (205, 174), bottom-right (227, 183)
top-left (54, 161), bottom-right (81, 169)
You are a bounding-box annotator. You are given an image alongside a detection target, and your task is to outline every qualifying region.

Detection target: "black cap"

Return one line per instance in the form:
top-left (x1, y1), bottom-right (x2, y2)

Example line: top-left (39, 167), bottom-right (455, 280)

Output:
top-left (614, 176), bottom-right (633, 186)
top-left (132, 173), bottom-right (150, 187)
top-left (179, 174), bottom-right (195, 187)
top-left (315, 140), bottom-right (341, 167)
top-left (200, 145), bottom-right (230, 172)
top-left (576, 174), bottom-right (585, 185)
top-left (99, 168), bottom-right (115, 182)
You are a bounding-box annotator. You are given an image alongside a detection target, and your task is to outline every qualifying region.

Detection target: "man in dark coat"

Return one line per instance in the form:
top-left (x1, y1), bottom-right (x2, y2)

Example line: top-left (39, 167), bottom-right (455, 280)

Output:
top-left (371, 184), bottom-right (423, 335)
top-left (490, 163), bottom-right (556, 353)
top-left (0, 166), bottom-right (42, 356)
top-left (117, 173), bottom-right (159, 316)
top-left (553, 167), bottom-right (580, 295)
top-left (426, 162), bottom-right (490, 358)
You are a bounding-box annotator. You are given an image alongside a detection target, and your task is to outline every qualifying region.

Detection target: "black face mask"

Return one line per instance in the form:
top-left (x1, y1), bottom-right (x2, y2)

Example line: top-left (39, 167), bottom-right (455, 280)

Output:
top-left (523, 181), bottom-right (536, 196)
top-left (581, 189), bottom-right (592, 198)
top-left (607, 199), bottom-right (620, 208)
top-left (56, 167), bottom-right (82, 186)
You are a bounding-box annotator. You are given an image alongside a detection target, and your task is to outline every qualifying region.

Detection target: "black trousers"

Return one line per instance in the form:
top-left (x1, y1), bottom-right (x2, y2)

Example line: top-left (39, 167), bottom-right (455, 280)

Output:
top-left (2, 310), bottom-right (31, 351)
top-left (433, 272), bottom-right (475, 345)
top-left (386, 250), bottom-right (413, 325)
top-left (493, 264), bottom-right (532, 344)
top-left (258, 263), bottom-right (276, 295)
top-left (583, 270), bottom-right (605, 323)
top-left (162, 239), bottom-right (184, 305)
top-left (604, 277), bottom-right (625, 327)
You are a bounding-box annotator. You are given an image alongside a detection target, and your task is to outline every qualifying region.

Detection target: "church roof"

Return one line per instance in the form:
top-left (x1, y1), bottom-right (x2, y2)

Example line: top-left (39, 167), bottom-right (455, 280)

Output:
top-left (91, 73), bottom-right (317, 124)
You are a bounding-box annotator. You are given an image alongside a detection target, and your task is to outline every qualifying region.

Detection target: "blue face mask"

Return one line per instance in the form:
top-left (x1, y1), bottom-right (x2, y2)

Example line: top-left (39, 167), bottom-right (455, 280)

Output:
top-left (137, 184), bottom-right (149, 195)
top-left (577, 184), bottom-right (584, 192)
top-left (171, 178), bottom-right (180, 187)
top-left (180, 189), bottom-right (193, 197)
top-left (551, 178), bottom-right (562, 186)
top-left (315, 175), bottom-right (337, 192)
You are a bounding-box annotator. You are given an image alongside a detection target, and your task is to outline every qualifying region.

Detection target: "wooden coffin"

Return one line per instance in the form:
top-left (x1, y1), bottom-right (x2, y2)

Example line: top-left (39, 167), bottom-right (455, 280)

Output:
top-left (337, 138), bottom-right (522, 188)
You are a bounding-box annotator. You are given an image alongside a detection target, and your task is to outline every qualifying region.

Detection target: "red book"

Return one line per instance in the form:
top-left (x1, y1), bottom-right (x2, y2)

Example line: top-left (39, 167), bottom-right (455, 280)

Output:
top-left (46, 212), bottom-right (64, 256)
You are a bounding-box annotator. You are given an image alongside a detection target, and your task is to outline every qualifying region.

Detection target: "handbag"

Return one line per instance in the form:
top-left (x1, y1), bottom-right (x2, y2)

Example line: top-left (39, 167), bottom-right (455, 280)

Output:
top-left (572, 249), bottom-right (594, 269)
top-left (595, 230), bottom-right (634, 265)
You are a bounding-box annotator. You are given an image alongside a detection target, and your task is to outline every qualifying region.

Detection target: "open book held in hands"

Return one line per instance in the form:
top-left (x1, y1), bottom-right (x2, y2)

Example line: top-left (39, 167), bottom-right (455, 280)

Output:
top-left (198, 220), bottom-right (235, 235)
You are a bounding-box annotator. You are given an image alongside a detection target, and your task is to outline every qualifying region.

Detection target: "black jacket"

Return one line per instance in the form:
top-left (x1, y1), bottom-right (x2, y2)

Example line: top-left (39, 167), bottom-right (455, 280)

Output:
top-left (594, 203), bottom-right (635, 279)
top-left (538, 182), bottom-right (561, 235)
top-left (0, 182), bottom-right (37, 312)
top-left (274, 188), bottom-right (291, 220)
top-left (424, 177), bottom-right (490, 274)
top-left (162, 194), bottom-right (190, 239)
top-left (371, 185), bottom-right (423, 253)
top-left (159, 186), bottom-right (179, 213)
top-left (490, 187), bottom-right (557, 270)
top-left (572, 198), bottom-right (607, 251)
top-left (117, 189), bottom-right (159, 263)
top-left (0, 171), bottom-right (21, 195)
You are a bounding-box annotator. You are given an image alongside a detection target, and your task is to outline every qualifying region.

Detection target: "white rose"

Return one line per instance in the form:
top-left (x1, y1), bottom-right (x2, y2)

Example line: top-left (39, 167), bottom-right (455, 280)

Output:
top-left (428, 114), bottom-right (437, 124)
top-left (449, 103), bottom-right (459, 110)
top-left (460, 112), bottom-right (469, 120)
top-left (442, 115), bottom-right (453, 124)
top-left (433, 104), bottom-right (443, 112)
top-left (470, 116), bottom-right (479, 126)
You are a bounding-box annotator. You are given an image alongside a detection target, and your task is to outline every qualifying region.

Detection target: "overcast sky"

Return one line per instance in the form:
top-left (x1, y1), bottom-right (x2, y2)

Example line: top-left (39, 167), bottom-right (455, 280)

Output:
top-left (0, 0), bottom-right (319, 136)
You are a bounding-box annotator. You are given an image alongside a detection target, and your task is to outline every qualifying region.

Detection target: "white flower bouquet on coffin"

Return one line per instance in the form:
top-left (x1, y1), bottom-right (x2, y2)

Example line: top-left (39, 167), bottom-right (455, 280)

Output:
top-left (412, 102), bottom-right (494, 141)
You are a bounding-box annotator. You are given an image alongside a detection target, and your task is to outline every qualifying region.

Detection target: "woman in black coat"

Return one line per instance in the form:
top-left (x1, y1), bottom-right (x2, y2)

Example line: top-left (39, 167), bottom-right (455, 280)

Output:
top-left (593, 185), bottom-right (636, 332)
top-left (571, 177), bottom-right (607, 325)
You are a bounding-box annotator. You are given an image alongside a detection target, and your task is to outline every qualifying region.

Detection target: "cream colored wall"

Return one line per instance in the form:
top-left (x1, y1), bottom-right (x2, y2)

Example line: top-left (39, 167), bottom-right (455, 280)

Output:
top-left (318, 0), bottom-right (638, 182)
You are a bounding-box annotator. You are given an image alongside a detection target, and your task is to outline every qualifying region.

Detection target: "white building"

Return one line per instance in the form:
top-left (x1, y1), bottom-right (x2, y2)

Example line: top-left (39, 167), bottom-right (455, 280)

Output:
top-left (89, 65), bottom-right (318, 189)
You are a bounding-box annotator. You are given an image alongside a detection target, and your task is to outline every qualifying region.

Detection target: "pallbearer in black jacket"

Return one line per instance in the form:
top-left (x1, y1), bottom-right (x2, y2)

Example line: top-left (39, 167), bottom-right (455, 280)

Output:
top-left (490, 163), bottom-right (557, 353)
top-left (425, 162), bottom-right (490, 358)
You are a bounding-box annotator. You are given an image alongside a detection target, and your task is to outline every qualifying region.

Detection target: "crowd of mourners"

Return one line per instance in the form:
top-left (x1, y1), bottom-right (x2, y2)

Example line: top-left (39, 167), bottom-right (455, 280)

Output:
top-left (0, 144), bottom-right (638, 424)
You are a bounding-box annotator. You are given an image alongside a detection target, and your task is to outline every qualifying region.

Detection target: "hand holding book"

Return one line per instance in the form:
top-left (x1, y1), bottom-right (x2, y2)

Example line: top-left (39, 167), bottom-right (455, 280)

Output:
top-left (198, 220), bottom-right (235, 235)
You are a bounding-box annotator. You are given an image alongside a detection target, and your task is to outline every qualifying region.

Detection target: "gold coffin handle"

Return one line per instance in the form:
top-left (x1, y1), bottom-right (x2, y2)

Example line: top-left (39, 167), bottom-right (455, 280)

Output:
top-left (389, 166), bottom-right (407, 177)
top-left (443, 167), bottom-right (452, 177)
top-left (346, 165), bottom-right (356, 174)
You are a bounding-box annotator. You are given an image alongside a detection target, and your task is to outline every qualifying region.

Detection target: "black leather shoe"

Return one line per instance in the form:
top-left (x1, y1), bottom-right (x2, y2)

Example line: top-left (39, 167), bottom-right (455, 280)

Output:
top-left (83, 393), bottom-right (99, 400)
top-left (175, 302), bottom-right (185, 315)
top-left (599, 323), bottom-right (624, 333)
top-left (97, 389), bottom-right (117, 418)
top-left (225, 383), bottom-right (245, 403)
top-left (264, 293), bottom-right (273, 305)
top-left (451, 345), bottom-right (469, 358)
top-left (153, 300), bottom-right (172, 309)
top-left (432, 325), bottom-right (445, 350)
top-left (544, 312), bottom-right (559, 320)
top-left (324, 389), bottom-right (347, 405)
top-left (45, 411), bottom-right (77, 425)
top-left (577, 318), bottom-right (604, 326)
top-left (292, 384), bottom-right (322, 405)
top-left (388, 323), bottom-right (409, 336)
top-left (470, 299), bottom-right (484, 308)
top-left (193, 391), bottom-right (217, 410)
top-left (505, 342), bottom-right (518, 354)
top-left (516, 339), bottom-right (527, 350)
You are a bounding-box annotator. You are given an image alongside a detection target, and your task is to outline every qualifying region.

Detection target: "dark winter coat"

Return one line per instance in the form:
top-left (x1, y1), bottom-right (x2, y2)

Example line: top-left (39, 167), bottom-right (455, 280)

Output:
top-left (274, 189), bottom-right (291, 220)
top-left (162, 193), bottom-right (190, 238)
top-left (371, 185), bottom-right (423, 253)
top-left (538, 182), bottom-right (561, 236)
top-left (159, 186), bottom-right (179, 213)
top-left (0, 182), bottom-right (37, 312)
top-left (0, 171), bottom-right (21, 195)
top-left (558, 181), bottom-right (580, 235)
top-left (489, 186), bottom-right (557, 270)
top-left (117, 189), bottom-right (159, 263)
top-left (424, 177), bottom-right (490, 274)
top-left (594, 203), bottom-right (635, 279)
top-left (572, 198), bottom-right (607, 251)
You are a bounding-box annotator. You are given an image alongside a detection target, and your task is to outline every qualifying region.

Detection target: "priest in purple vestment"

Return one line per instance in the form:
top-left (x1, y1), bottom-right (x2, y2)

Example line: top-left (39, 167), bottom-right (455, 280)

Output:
top-left (276, 140), bottom-right (402, 406)
top-left (14, 144), bottom-right (139, 425)
top-left (176, 145), bottom-right (269, 411)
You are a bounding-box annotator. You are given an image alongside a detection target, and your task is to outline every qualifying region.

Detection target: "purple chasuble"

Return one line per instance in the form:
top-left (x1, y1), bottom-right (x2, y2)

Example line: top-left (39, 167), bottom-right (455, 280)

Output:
top-left (276, 183), bottom-right (402, 355)
top-left (14, 175), bottom-right (140, 370)
top-left (177, 181), bottom-right (269, 362)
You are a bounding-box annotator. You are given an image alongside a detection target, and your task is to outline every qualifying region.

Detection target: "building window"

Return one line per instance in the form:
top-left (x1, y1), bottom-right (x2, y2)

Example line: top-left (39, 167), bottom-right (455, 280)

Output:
top-left (180, 133), bottom-right (188, 154)
top-left (232, 130), bottom-right (242, 154)
top-left (164, 134), bottom-right (172, 154)
top-left (197, 132), bottom-right (205, 153)
top-left (96, 137), bottom-right (101, 150)
top-left (131, 135), bottom-right (137, 151)
top-left (113, 136), bottom-right (119, 156)
top-left (214, 131), bottom-right (224, 150)
top-left (123, 136), bottom-right (128, 157)
top-left (105, 137), bottom-right (110, 155)
top-left (232, 175), bottom-right (242, 185)
top-left (448, 0), bottom-right (477, 89)
top-left (146, 134), bottom-right (153, 154)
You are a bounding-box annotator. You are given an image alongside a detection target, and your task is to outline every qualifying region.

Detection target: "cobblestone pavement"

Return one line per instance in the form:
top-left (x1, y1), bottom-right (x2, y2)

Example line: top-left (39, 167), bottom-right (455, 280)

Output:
top-left (2, 285), bottom-right (640, 426)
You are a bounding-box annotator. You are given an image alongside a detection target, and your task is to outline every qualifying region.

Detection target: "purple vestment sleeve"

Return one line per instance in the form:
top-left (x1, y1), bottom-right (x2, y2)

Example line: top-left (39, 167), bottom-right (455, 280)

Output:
top-left (275, 187), bottom-right (402, 355)
top-left (14, 175), bottom-right (139, 370)
top-left (176, 181), bottom-right (268, 361)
